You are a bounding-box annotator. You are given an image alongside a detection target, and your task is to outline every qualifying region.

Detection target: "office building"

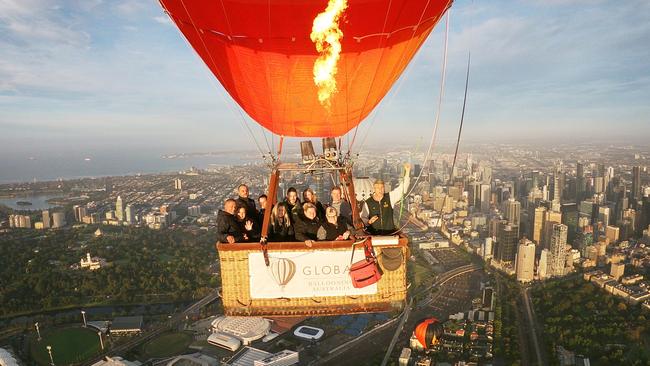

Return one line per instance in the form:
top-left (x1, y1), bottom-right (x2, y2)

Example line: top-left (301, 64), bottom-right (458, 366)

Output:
top-left (52, 212), bottom-right (66, 228)
top-left (538, 249), bottom-right (549, 280)
top-left (73, 205), bottom-right (87, 222)
top-left (504, 198), bottom-right (521, 233)
top-left (496, 221), bottom-right (518, 264)
top-left (549, 224), bottom-right (568, 277)
top-left (632, 166), bottom-right (641, 201)
top-left (532, 206), bottom-right (546, 244)
top-left (42, 210), bottom-right (51, 229)
top-left (611, 262), bottom-right (625, 281)
top-left (516, 239), bottom-right (535, 283)
top-left (125, 204), bottom-right (135, 224)
top-left (115, 196), bottom-right (125, 222)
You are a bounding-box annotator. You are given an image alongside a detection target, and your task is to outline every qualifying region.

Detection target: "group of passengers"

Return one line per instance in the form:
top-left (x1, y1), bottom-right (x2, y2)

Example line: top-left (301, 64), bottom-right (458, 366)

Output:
top-left (216, 164), bottom-right (410, 246)
top-left (216, 184), bottom-right (354, 246)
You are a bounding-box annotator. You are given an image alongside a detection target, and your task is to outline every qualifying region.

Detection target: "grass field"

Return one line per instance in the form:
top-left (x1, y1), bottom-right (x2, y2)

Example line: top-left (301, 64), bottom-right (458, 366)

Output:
top-left (31, 327), bottom-right (101, 366)
top-left (141, 332), bottom-right (192, 358)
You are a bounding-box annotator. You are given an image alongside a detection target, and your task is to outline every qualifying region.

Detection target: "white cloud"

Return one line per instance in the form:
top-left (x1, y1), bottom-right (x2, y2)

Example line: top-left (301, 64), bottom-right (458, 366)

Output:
top-left (154, 15), bottom-right (172, 25)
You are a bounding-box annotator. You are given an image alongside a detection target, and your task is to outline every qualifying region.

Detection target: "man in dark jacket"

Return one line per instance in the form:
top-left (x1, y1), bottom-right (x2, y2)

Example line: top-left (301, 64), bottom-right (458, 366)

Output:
top-left (361, 163), bottom-right (411, 235)
top-left (294, 203), bottom-right (320, 247)
top-left (235, 184), bottom-right (258, 223)
top-left (284, 187), bottom-right (301, 224)
top-left (257, 194), bottom-right (268, 224)
top-left (216, 199), bottom-right (245, 243)
top-left (328, 186), bottom-right (353, 226)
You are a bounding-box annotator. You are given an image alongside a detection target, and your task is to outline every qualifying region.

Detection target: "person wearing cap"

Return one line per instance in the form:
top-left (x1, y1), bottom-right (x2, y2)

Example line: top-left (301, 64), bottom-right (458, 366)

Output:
top-left (361, 163), bottom-right (411, 235)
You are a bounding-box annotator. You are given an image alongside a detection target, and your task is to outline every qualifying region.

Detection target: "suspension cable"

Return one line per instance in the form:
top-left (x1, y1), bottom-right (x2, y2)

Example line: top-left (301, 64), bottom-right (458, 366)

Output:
top-left (391, 10), bottom-right (450, 204)
top-left (348, 0), bottom-right (436, 153)
top-left (432, 52), bottom-right (471, 230)
top-left (394, 48), bottom-right (471, 236)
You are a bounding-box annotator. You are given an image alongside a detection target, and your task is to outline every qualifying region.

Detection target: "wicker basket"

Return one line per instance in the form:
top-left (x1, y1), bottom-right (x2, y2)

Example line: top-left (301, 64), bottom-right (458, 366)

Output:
top-left (217, 237), bottom-right (408, 316)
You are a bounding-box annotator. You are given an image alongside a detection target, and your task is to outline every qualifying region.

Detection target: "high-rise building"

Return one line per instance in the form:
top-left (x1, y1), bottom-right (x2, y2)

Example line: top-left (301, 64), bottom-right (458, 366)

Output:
top-left (504, 198), bottom-right (521, 230)
top-left (9, 214), bottom-right (32, 228)
top-left (73, 205), bottom-right (87, 222)
top-left (174, 178), bottom-right (183, 191)
top-left (115, 196), bottom-right (125, 222)
top-left (482, 237), bottom-right (493, 260)
top-left (125, 204), bottom-right (135, 224)
top-left (632, 166), bottom-right (641, 202)
top-left (188, 205), bottom-right (202, 217)
top-left (516, 239), bottom-right (535, 283)
top-left (561, 202), bottom-right (578, 243)
top-left (42, 210), bottom-right (51, 229)
top-left (468, 181), bottom-right (481, 208)
top-left (532, 206), bottom-right (546, 244)
top-left (605, 225), bottom-right (619, 243)
top-left (598, 206), bottom-right (610, 228)
top-left (594, 176), bottom-right (605, 194)
top-left (549, 224), bottom-right (568, 277)
top-left (496, 221), bottom-right (518, 264)
top-left (52, 212), bottom-right (66, 228)
top-left (552, 165), bottom-right (564, 204)
top-left (480, 184), bottom-right (491, 212)
top-left (610, 262), bottom-right (625, 281)
top-left (576, 162), bottom-right (585, 202)
top-left (538, 249), bottom-right (549, 280)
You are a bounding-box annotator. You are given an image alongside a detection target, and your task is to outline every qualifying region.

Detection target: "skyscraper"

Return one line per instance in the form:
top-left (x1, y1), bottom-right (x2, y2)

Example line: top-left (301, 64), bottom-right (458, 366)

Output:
top-left (632, 166), bottom-right (641, 202)
top-left (115, 196), bottom-right (125, 222)
top-left (496, 221), bottom-right (518, 264)
top-left (480, 184), bottom-right (491, 212)
top-left (174, 178), bottom-right (183, 190)
top-left (576, 162), bottom-right (584, 202)
top-left (125, 204), bottom-right (135, 224)
top-left (532, 206), bottom-right (546, 245)
top-left (504, 198), bottom-right (521, 237)
top-left (42, 210), bottom-right (51, 229)
top-left (52, 212), bottom-right (66, 228)
top-left (598, 206), bottom-right (610, 228)
top-left (73, 205), bottom-right (87, 222)
top-left (538, 249), bottom-right (549, 280)
top-left (549, 224), bottom-right (568, 277)
top-left (516, 239), bottom-right (535, 283)
top-left (552, 165), bottom-right (564, 204)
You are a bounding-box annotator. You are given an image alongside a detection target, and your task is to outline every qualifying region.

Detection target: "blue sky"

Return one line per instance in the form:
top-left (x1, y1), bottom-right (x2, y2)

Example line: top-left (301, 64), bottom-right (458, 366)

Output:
top-left (1, 0), bottom-right (649, 157)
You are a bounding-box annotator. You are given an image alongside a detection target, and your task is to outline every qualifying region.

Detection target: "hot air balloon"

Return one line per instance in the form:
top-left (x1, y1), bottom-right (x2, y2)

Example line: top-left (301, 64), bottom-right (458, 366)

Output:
top-left (158, 0), bottom-right (453, 137)
top-left (268, 257), bottom-right (296, 287)
top-left (160, 0), bottom-right (454, 316)
top-left (414, 317), bottom-right (444, 349)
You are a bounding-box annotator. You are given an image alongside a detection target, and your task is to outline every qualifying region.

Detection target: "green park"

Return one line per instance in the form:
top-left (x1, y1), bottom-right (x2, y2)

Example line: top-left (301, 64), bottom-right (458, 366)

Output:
top-left (30, 327), bottom-right (101, 366)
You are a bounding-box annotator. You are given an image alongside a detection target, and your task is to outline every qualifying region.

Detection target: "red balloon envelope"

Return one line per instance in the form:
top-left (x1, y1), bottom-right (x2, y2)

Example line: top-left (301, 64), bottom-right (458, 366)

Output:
top-left (414, 317), bottom-right (443, 349)
top-left (159, 0), bottom-right (452, 137)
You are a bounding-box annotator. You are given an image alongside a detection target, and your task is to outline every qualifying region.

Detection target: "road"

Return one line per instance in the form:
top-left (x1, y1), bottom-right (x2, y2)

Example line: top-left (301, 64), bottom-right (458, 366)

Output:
top-left (83, 289), bottom-right (221, 365)
top-left (380, 263), bottom-right (481, 366)
top-left (521, 286), bottom-right (546, 366)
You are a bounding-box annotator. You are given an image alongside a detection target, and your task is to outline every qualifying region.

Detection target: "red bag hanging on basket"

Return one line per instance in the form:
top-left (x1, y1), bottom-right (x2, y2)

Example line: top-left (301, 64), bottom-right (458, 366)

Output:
top-left (349, 238), bottom-right (383, 288)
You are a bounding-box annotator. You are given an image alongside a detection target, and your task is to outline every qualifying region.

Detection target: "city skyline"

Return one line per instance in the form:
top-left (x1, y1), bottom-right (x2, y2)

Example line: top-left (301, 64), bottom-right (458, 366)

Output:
top-left (1, 0), bottom-right (649, 156)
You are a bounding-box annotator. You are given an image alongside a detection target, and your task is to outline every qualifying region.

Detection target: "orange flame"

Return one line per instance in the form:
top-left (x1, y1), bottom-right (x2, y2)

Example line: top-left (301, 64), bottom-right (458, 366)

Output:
top-left (310, 0), bottom-right (348, 110)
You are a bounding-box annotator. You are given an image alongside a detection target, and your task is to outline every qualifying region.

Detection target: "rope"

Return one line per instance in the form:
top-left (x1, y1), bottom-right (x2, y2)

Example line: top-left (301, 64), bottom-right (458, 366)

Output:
top-left (174, 0), bottom-right (267, 158)
top-left (393, 21), bottom-right (472, 237)
top-left (349, 0), bottom-right (437, 153)
top-left (392, 11), bottom-right (450, 202)
top-left (432, 52), bottom-right (471, 229)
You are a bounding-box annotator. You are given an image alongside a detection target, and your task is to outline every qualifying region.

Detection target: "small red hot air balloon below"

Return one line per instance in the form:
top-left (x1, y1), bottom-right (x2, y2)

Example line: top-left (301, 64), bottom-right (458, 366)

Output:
top-left (414, 317), bottom-right (444, 349)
